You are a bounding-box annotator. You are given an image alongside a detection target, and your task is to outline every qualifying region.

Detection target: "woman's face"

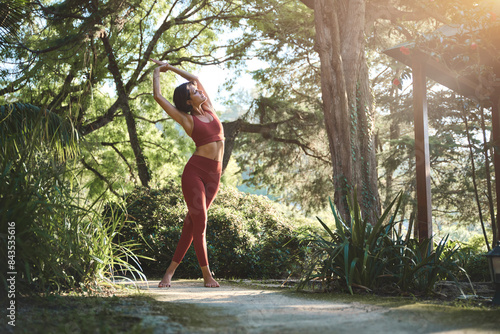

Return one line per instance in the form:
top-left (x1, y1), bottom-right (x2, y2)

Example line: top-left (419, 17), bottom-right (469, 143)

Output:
top-left (187, 83), bottom-right (207, 107)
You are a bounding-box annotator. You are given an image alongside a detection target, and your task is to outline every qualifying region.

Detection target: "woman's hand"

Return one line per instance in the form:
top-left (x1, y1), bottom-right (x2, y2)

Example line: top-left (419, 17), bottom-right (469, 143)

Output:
top-left (150, 58), bottom-right (169, 72)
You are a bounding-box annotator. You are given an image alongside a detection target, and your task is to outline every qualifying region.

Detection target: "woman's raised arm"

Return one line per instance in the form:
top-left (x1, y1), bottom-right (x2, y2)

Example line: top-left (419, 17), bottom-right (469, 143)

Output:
top-left (150, 59), bottom-right (214, 111)
top-left (152, 63), bottom-right (193, 135)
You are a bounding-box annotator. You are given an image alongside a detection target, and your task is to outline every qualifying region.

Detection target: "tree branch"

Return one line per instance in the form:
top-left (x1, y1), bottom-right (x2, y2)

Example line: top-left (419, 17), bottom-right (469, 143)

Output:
top-left (271, 136), bottom-right (331, 164)
top-left (80, 98), bottom-right (121, 135)
top-left (81, 157), bottom-right (121, 197)
top-left (299, 0), bottom-right (315, 10)
top-left (100, 141), bottom-right (138, 185)
top-left (48, 71), bottom-right (75, 110)
top-left (134, 114), bottom-right (171, 124)
top-left (125, 0), bottom-right (200, 93)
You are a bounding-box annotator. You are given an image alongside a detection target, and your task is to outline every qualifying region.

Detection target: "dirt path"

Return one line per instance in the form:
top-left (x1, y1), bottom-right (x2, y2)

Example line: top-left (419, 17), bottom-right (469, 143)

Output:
top-left (132, 279), bottom-right (500, 334)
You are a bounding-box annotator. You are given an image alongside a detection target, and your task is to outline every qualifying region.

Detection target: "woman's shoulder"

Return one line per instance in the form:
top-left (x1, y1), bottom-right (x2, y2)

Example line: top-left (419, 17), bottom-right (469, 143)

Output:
top-left (203, 105), bottom-right (214, 113)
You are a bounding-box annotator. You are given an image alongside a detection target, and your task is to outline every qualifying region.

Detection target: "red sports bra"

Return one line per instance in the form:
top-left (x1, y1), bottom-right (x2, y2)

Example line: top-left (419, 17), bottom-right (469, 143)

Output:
top-left (190, 109), bottom-right (225, 147)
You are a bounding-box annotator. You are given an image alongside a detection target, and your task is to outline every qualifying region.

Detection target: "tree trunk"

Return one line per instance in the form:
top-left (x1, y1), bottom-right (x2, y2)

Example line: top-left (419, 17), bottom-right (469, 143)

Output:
top-left (122, 99), bottom-right (151, 187)
top-left (310, 0), bottom-right (380, 221)
top-left (222, 119), bottom-right (243, 173)
top-left (100, 34), bottom-right (151, 188)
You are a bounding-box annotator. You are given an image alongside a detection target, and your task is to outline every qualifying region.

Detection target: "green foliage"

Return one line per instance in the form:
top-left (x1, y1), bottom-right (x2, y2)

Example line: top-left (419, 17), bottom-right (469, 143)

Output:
top-left (371, 1), bottom-right (500, 240)
top-left (0, 103), bottom-right (145, 293)
top-left (228, 1), bottom-right (333, 214)
top-left (376, 55), bottom-right (497, 236)
top-left (395, 235), bottom-right (464, 293)
top-left (443, 236), bottom-right (490, 282)
top-left (0, 0), bottom-right (26, 49)
top-left (461, 253), bottom-right (490, 282)
top-left (0, 103), bottom-right (80, 160)
top-left (114, 181), bottom-right (310, 279)
top-left (9, 295), bottom-right (159, 334)
top-left (1, 0), bottom-right (273, 196)
top-left (234, 96), bottom-right (331, 214)
top-left (299, 190), bottom-right (467, 295)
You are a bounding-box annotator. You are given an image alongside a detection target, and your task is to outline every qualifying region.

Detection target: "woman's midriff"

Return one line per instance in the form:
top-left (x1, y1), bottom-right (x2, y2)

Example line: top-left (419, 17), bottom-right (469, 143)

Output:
top-left (193, 140), bottom-right (224, 161)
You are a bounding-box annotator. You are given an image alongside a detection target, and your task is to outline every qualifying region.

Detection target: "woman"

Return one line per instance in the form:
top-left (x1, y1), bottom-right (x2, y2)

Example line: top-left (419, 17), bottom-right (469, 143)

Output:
top-left (151, 58), bottom-right (224, 288)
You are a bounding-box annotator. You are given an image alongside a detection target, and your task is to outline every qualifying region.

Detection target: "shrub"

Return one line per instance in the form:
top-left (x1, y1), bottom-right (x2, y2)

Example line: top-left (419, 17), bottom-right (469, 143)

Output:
top-left (299, 189), bottom-right (466, 295)
top-left (116, 180), bottom-right (309, 279)
top-left (0, 104), bottom-right (143, 294)
top-left (445, 236), bottom-right (490, 282)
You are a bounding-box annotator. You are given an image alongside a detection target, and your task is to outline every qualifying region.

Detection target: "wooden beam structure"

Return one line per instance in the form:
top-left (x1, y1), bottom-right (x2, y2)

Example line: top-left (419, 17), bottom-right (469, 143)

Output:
top-left (412, 58), bottom-right (433, 241)
top-left (383, 22), bottom-right (500, 243)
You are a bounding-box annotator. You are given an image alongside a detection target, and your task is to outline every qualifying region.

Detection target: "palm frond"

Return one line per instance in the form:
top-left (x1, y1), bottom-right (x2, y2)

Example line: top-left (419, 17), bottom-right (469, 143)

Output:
top-left (0, 103), bottom-right (81, 161)
top-left (0, 0), bottom-right (27, 48)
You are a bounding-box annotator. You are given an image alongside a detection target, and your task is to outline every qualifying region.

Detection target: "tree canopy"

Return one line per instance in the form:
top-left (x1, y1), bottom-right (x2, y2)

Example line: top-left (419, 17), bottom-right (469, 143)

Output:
top-left (1, 0), bottom-right (499, 239)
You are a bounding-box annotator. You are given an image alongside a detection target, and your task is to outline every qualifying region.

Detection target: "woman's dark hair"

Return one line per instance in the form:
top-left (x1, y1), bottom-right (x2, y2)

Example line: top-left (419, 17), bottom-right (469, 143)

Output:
top-left (173, 81), bottom-right (194, 114)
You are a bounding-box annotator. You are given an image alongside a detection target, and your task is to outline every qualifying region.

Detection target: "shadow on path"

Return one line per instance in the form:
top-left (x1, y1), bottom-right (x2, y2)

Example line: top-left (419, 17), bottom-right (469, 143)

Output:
top-left (128, 279), bottom-right (500, 334)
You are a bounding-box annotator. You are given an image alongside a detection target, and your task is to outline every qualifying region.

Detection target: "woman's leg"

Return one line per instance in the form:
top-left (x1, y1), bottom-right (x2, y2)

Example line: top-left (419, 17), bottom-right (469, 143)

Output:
top-left (159, 157), bottom-right (221, 288)
top-left (158, 213), bottom-right (191, 288)
top-left (198, 172), bottom-right (221, 287)
top-left (181, 160), bottom-right (222, 287)
top-left (181, 165), bottom-right (210, 267)
top-left (158, 163), bottom-right (203, 288)
top-left (171, 213), bottom-right (195, 264)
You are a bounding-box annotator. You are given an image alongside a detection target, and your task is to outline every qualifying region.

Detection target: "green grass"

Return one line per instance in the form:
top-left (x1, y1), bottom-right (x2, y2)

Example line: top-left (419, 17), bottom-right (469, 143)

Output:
top-left (6, 293), bottom-right (154, 334)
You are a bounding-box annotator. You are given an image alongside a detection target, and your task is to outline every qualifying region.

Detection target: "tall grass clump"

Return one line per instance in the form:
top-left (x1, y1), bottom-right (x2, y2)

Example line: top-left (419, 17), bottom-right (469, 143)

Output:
top-left (299, 189), bottom-right (466, 295)
top-left (0, 103), bottom-right (146, 294)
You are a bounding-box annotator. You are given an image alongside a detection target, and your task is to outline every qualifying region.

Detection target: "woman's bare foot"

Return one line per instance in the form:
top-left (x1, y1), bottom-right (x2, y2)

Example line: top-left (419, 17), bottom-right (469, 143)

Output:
top-left (158, 261), bottom-right (179, 288)
top-left (158, 271), bottom-right (173, 288)
top-left (204, 276), bottom-right (220, 288)
top-left (201, 265), bottom-right (219, 288)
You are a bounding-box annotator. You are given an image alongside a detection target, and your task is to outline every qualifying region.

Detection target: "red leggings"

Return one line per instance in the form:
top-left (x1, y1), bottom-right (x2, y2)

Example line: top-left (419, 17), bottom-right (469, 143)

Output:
top-left (172, 155), bottom-right (221, 267)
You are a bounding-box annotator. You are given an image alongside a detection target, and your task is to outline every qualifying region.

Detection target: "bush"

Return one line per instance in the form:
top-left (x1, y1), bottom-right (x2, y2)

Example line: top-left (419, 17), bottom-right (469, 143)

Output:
top-left (0, 104), bottom-right (143, 294)
top-left (299, 190), bottom-right (466, 295)
top-left (446, 235), bottom-right (490, 282)
top-left (462, 253), bottom-right (490, 282)
top-left (116, 180), bottom-right (309, 279)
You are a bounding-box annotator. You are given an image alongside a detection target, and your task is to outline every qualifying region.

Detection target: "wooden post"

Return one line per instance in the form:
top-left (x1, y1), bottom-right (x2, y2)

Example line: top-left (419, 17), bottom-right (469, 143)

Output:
top-left (492, 98), bottom-right (500, 244)
top-left (412, 58), bottom-right (433, 242)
